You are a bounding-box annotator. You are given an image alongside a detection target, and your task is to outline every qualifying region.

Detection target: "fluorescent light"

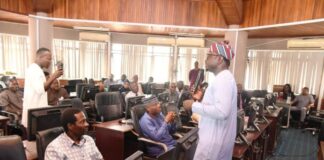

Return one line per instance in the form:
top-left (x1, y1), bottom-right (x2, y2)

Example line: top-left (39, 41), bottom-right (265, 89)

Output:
top-left (73, 26), bottom-right (109, 32)
top-left (169, 32), bottom-right (205, 38)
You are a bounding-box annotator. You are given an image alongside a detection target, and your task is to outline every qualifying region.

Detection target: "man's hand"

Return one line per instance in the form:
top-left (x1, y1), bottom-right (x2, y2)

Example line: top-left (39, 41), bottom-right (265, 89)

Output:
top-left (52, 69), bottom-right (63, 79)
top-left (165, 112), bottom-right (175, 124)
top-left (183, 100), bottom-right (194, 110)
top-left (193, 90), bottom-right (203, 101)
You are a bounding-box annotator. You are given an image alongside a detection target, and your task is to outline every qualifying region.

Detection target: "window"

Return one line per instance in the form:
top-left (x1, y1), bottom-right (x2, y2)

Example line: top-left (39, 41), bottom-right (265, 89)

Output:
top-left (111, 43), bottom-right (173, 83)
top-left (0, 33), bottom-right (29, 78)
top-left (245, 50), bottom-right (324, 95)
top-left (53, 39), bottom-right (108, 80)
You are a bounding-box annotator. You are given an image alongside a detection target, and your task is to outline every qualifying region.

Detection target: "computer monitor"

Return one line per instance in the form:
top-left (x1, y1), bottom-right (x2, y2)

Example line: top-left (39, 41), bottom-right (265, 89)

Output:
top-left (27, 105), bottom-right (71, 140)
top-left (68, 79), bottom-right (83, 87)
top-left (125, 96), bottom-right (144, 119)
top-left (80, 85), bottom-right (99, 101)
top-left (109, 84), bottom-right (123, 92)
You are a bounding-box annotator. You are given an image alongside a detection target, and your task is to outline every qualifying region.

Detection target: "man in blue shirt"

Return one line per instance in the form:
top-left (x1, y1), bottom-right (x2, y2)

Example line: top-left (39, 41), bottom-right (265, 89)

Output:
top-left (139, 96), bottom-right (177, 157)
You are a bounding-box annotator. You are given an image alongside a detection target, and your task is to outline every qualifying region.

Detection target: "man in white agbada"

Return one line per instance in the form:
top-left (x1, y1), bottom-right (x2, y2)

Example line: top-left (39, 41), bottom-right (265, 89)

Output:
top-left (184, 41), bottom-right (237, 160)
top-left (22, 48), bottom-right (63, 128)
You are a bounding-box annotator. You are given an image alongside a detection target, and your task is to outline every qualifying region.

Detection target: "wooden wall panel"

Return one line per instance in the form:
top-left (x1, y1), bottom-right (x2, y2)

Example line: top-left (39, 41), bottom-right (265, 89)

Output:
top-left (241, 0), bottom-right (324, 27)
top-left (0, 0), bottom-right (32, 14)
top-left (189, 0), bottom-right (227, 27)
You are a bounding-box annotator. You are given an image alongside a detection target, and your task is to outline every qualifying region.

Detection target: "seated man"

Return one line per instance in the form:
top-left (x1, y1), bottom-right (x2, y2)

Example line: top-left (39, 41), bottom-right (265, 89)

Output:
top-left (47, 79), bottom-right (69, 105)
top-left (125, 82), bottom-right (144, 101)
top-left (290, 87), bottom-right (314, 126)
top-left (139, 96), bottom-right (177, 157)
top-left (0, 77), bottom-right (23, 122)
top-left (119, 81), bottom-right (131, 94)
top-left (45, 108), bottom-right (103, 160)
top-left (163, 82), bottom-right (179, 104)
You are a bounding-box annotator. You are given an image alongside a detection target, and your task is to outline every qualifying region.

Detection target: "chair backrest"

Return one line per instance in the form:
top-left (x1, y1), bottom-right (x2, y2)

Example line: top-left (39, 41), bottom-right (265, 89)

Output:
top-left (36, 127), bottom-right (64, 160)
top-left (0, 135), bottom-right (27, 160)
top-left (130, 104), bottom-right (147, 136)
top-left (95, 92), bottom-right (122, 121)
top-left (71, 98), bottom-right (88, 118)
top-left (76, 83), bottom-right (89, 98)
top-left (58, 99), bottom-right (72, 106)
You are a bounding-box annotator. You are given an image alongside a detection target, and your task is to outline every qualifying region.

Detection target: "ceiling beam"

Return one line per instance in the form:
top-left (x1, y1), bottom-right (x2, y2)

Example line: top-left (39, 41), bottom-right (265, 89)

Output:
top-left (32, 0), bottom-right (54, 13)
top-left (215, 0), bottom-right (243, 24)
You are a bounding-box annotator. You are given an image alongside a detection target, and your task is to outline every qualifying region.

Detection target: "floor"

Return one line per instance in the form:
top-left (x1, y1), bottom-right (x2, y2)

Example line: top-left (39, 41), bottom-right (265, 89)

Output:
top-left (267, 128), bottom-right (318, 160)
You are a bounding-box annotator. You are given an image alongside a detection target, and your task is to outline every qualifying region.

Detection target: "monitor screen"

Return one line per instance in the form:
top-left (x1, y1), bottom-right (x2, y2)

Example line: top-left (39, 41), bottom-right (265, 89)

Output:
top-left (68, 79), bottom-right (83, 87)
top-left (125, 96), bottom-right (144, 119)
top-left (27, 105), bottom-right (71, 140)
top-left (109, 84), bottom-right (123, 92)
top-left (80, 85), bottom-right (99, 101)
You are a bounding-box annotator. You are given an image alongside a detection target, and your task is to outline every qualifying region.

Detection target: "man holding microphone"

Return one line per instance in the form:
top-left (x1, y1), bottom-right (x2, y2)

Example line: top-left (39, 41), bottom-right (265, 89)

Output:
top-left (183, 41), bottom-right (237, 160)
top-left (22, 48), bottom-right (63, 128)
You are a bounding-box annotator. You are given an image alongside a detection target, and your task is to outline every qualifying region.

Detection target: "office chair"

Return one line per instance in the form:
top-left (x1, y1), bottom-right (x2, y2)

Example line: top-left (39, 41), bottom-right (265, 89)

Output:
top-left (0, 135), bottom-right (27, 160)
top-left (58, 99), bottom-right (72, 106)
top-left (130, 104), bottom-right (176, 159)
top-left (36, 127), bottom-right (64, 160)
top-left (76, 83), bottom-right (89, 98)
top-left (95, 92), bottom-right (123, 122)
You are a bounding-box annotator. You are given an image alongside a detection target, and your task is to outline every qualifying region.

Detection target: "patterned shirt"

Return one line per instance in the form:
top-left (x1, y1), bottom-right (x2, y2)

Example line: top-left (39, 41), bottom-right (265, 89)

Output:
top-left (45, 133), bottom-right (103, 160)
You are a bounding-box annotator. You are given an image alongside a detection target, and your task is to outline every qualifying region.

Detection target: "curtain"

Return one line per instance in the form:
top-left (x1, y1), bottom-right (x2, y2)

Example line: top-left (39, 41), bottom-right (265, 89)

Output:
top-left (53, 39), bottom-right (109, 80)
top-left (111, 44), bottom-right (173, 83)
top-left (0, 34), bottom-right (29, 78)
top-left (245, 50), bottom-right (324, 95)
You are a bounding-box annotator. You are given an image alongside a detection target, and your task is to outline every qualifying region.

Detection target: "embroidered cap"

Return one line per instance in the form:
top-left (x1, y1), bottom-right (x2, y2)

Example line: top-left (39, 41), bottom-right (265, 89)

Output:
top-left (208, 41), bottom-right (235, 60)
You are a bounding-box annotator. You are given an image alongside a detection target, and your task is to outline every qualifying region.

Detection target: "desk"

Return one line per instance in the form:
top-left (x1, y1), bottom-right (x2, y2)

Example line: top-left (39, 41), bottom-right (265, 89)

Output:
top-left (276, 100), bottom-right (291, 128)
top-left (233, 120), bottom-right (272, 160)
top-left (319, 141), bottom-right (324, 160)
top-left (0, 115), bottom-right (9, 135)
top-left (94, 119), bottom-right (138, 160)
top-left (265, 108), bottom-right (283, 154)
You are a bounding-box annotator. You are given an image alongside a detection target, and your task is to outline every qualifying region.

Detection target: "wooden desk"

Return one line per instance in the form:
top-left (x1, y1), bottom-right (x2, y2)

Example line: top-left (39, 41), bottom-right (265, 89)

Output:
top-left (319, 141), bottom-right (324, 160)
top-left (94, 119), bottom-right (138, 160)
top-left (233, 120), bottom-right (272, 160)
top-left (265, 108), bottom-right (283, 154)
top-left (0, 115), bottom-right (9, 135)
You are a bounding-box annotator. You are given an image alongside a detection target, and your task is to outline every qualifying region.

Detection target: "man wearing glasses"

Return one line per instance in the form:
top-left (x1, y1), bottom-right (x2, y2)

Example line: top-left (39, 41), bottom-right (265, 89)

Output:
top-left (184, 41), bottom-right (237, 160)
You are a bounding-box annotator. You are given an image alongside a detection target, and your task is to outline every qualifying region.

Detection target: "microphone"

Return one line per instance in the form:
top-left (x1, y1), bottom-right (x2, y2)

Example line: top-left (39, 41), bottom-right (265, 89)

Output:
top-left (56, 61), bottom-right (63, 70)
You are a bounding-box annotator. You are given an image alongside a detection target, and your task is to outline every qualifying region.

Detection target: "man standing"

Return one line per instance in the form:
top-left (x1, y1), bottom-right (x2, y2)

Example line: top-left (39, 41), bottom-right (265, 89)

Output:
top-left (188, 61), bottom-right (204, 91)
top-left (183, 41), bottom-right (237, 160)
top-left (22, 48), bottom-right (63, 128)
